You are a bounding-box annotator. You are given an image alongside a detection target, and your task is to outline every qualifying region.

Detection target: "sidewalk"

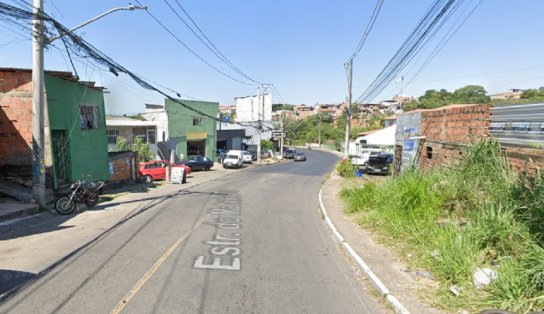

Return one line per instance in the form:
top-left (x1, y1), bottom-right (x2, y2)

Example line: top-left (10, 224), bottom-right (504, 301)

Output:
top-left (320, 171), bottom-right (445, 314)
top-left (0, 162), bottom-right (268, 298)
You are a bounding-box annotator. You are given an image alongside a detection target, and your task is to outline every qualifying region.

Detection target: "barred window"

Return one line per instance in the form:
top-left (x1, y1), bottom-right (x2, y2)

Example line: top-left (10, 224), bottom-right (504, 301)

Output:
top-left (80, 105), bottom-right (100, 129)
top-left (107, 129), bottom-right (119, 145)
top-left (193, 118), bottom-right (203, 126)
top-left (147, 126), bottom-right (156, 144)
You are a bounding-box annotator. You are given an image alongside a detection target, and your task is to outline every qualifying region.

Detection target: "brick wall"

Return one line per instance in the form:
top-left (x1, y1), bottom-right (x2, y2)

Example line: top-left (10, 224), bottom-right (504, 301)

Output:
top-left (108, 151), bottom-right (137, 183)
top-left (0, 70), bottom-right (33, 167)
top-left (504, 147), bottom-right (544, 177)
top-left (397, 103), bottom-right (542, 177)
top-left (417, 104), bottom-right (490, 171)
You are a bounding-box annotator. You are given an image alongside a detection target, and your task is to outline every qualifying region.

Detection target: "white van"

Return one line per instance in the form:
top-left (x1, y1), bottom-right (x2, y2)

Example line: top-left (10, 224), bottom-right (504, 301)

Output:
top-left (222, 150), bottom-right (244, 168)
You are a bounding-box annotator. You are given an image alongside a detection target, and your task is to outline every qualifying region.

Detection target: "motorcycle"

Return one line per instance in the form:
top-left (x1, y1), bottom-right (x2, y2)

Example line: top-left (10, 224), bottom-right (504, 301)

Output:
top-left (55, 180), bottom-right (105, 215)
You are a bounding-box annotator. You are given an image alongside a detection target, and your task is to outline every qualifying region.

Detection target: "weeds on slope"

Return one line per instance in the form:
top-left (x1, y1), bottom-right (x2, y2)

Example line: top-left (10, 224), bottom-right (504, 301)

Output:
top-left (340, 138), bottom-right (544, 312)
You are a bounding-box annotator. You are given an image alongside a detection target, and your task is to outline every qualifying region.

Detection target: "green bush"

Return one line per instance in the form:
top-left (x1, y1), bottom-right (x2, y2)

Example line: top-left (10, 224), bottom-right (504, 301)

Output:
top-left (339, 138), bottom-right (544, 312)
top-left (116, 136), bottom-right (154, 162)
top-left (260, 139), bottom-right (274, 151)
top-left (336, 159), bottom-right (356, 177)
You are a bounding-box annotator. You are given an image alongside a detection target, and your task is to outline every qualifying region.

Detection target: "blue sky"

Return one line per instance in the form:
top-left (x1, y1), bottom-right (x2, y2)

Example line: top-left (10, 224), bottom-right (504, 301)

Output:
top-left (1, 0), bottom-right (543, 114)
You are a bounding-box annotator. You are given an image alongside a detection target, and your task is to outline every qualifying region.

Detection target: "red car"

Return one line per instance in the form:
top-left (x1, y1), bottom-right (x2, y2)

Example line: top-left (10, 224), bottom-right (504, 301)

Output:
top-left (138, 160), bottom-right (191, 183)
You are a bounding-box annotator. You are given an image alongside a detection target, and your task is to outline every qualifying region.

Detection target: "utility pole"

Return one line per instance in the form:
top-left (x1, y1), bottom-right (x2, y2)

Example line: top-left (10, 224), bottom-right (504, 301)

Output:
top-left (256, 86), bottom-right (262, 164)
top-left (344, 58), bottom-right (353, 158)
top-left (318, 112), bottom-right (321, 147)
top-left (256, 83), bottom-right (272, 164)
top-left (31, 3), bottom-right (146, 207)
top-left (280, 112), bottom-right (284, 158)
top-left (32, 0), bottom-right (46, 208)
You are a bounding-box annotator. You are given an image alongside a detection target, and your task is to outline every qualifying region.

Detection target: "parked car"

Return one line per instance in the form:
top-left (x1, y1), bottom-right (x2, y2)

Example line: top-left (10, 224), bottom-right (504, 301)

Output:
top-left (294, 151), bottom-right (307, 162)
top-left (366, 154), bottom-right (393, 175)
top-left (138, 160), bottom-right (191, 183)
top-left (223, 151), bottom-right (244, 168)
top-left (351, 150), bottom-right (387, 167)
top-left (284, 148), bottom-right (296, 159)
top-left (178, 155), bottom-right (214, 171)
top-left (249, 150), bottom-right (257, 161)
top-left (242, 151), bottom-right (253, 163)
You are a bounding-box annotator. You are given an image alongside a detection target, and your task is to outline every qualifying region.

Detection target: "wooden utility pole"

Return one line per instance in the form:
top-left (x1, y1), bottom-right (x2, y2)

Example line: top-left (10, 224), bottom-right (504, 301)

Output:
top-left (344, 58), bottom-right (353, 158)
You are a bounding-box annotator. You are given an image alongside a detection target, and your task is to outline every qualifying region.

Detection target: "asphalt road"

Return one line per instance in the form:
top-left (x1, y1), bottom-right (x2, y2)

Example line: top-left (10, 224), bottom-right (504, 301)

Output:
top-left (0, 150), bottom-right (384, 314)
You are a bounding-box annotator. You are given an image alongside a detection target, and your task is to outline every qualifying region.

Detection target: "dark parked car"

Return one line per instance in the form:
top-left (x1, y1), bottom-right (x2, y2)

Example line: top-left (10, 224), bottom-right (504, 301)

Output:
top-left (294, 152), bottom-right (307, 162)
top-left (284, 148), bottom-right (295, 159)
top-left (366, 153), bottom-right (393, 175)
top-left (178, 155), bottom-right (214, 171)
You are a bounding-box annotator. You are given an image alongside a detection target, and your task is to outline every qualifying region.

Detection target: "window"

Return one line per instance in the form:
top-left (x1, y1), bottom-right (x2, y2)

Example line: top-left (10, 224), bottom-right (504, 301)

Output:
top-left (193, 118), bottom-right (203, 126)
top-left (426, 146), bottom-right (433, 159)
top-left (107, 130), bottom-right (119, 145)
top-left (133, 127), bottom-right (146, 143)
top-left (147, 126), bottom-right (156, 144)
top-left (80, 105), bottom-right (100, 129)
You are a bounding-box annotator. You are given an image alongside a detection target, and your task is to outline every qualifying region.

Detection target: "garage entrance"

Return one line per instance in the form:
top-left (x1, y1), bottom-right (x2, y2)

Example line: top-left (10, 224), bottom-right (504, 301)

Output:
top-left (187, 140), bottom-right (206, 158)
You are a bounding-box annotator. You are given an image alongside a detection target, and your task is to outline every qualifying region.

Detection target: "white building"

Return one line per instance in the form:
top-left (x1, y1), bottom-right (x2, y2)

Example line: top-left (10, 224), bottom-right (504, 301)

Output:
top-left (235, 94), bottom-right (272, 122)
top-left (106, 116), bottom-right (158, 154)
top-left (234, 94), bottom-right (273, 151)
top-left (349, 125), bottom-right (396, 156)
top-left (141, 104), bottom-right (169, 144)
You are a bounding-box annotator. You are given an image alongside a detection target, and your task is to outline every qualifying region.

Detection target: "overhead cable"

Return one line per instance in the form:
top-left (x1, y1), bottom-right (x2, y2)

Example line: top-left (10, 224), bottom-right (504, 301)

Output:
top-left (134, 0), bottom-right (253, 86)
top-left (349, 0), bottom-right (384, 60)
top-left (355, 0), bottom-right (471, 104)
top-left (164, 0), bottom-right (262, 84)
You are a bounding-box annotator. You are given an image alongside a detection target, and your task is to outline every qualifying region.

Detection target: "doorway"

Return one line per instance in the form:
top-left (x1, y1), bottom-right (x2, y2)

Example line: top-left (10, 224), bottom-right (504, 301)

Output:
top-left (52, 130), bottom-right (70, 187)
top-left (187, 140), bottom-right (206, 158)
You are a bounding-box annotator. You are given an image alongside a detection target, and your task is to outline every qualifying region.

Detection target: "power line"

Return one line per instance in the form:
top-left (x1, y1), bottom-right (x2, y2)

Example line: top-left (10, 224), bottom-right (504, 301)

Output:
top-left (349, 0), bottom-right (384, 60)
top-left (134, 0), bottom-right (253, 86)
top-left (404, 0), bottom-right (483, 90)
top-left (355, 0), bottom-right (480, 104)
top-left (163, 0), bottom-right (261, 84)
top-left (0, 2), bottom-right (270, 131)
top-left (410, 65), bottom-right (544, 85)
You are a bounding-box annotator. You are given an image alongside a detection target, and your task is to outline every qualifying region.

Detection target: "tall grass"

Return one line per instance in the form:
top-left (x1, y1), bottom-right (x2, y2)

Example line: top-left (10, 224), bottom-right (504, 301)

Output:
top-left (340, 138), bottom-right (544, 312)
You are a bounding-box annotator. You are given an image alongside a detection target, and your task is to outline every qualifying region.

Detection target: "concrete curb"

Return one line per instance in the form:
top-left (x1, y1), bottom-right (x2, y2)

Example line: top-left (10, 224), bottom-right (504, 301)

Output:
top-left (318, 188), bottom-right (410, 314)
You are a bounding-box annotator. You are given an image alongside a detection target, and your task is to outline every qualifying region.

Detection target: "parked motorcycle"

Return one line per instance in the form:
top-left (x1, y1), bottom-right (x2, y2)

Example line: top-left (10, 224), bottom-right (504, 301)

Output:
top-left (55, 180), bottom-right (105, 215)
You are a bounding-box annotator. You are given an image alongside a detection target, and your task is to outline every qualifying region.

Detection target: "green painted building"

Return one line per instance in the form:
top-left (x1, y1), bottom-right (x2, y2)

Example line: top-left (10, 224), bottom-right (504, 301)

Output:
top-left (45, 72), bottom-right (109, 188)
top-left (165, 99), bottom-right (218, 160)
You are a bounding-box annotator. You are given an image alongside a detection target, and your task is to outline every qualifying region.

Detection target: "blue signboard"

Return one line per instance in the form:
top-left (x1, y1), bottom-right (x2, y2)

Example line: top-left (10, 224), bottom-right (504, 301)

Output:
top-left (223, 115), bottom-right (230, 122)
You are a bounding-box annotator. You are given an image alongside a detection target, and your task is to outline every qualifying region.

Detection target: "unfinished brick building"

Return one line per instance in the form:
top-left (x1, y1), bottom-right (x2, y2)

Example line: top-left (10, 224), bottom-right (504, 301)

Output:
top-left (393, 103), bottom-right (543, 176)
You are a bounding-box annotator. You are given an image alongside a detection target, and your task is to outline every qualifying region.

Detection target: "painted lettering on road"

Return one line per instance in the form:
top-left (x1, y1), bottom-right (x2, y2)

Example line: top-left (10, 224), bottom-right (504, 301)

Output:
top-left (194, 200), bottom-right (242, 271)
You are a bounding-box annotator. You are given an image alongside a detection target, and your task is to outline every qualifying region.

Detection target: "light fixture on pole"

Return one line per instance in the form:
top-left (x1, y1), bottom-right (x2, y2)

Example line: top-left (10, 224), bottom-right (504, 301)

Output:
top-left (31, 2), bottom-right (147, 208)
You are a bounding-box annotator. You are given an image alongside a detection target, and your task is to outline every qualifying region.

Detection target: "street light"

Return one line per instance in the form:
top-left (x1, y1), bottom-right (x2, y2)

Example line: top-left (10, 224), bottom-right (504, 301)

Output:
top-left (32, 1), bottom-right (146, 208)
top-left (47, 5), bottom-right (147, 44)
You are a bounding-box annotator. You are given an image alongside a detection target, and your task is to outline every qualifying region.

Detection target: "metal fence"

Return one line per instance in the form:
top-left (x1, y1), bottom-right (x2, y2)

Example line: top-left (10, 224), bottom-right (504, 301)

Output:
top-left (490, 103), bottom-right (544, 147)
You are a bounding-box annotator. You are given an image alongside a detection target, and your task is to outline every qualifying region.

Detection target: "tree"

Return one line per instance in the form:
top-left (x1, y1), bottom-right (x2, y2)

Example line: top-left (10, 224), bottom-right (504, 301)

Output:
top-left (272, 104), bottom-right (295, 112)
top-left (521, 87), bottom-right (544, 100)
top-left (132, 137), bottom-right (154, 162)
top-left (260, 139), bottom-right (274, 151)
top-left (452, 85), bottom-right (490, 104)
top-left (116, 136), bottom-right (154, 162)
top-left (405, 85), bottom-right (490, 111)
top-left (125, 113), bottom-right (147, 121)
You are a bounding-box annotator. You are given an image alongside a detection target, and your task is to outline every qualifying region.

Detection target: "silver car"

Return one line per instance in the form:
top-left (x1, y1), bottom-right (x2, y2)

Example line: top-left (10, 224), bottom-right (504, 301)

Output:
top-left (294, 152), bottom-right (307, 162)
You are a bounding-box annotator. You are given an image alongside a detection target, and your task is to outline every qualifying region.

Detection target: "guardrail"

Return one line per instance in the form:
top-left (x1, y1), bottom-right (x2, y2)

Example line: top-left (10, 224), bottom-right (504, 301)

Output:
top-left (490, 103), bottom-right (544, 147)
